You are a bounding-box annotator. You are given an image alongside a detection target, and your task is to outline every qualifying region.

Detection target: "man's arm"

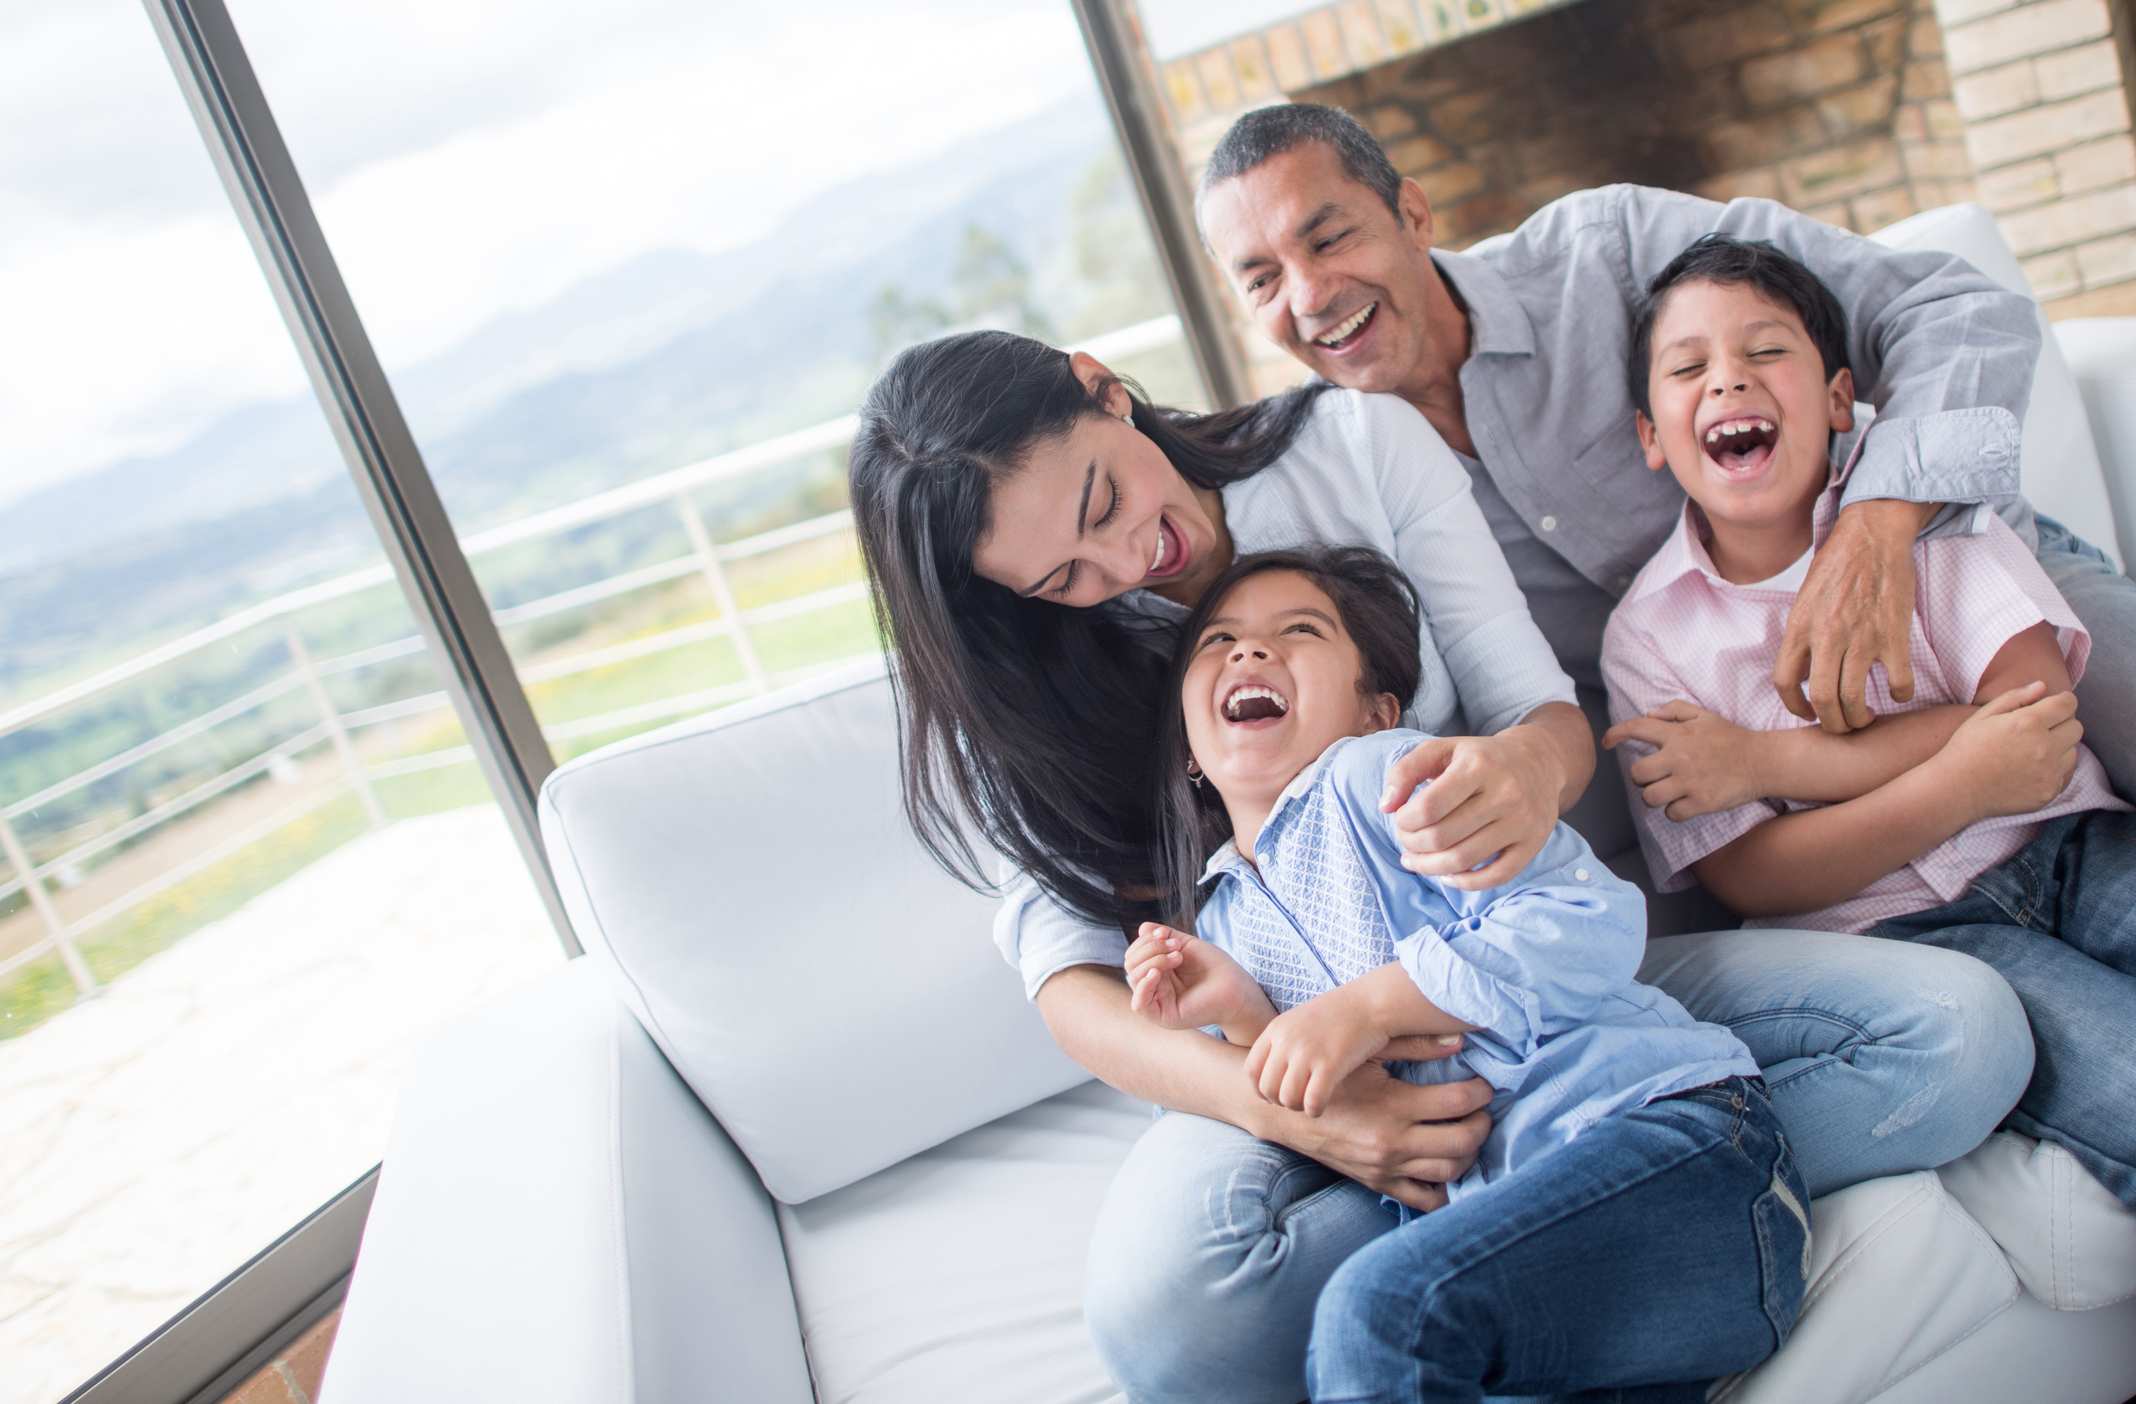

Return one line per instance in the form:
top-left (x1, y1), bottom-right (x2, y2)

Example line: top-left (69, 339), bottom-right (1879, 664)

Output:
top-left (1035, 964), bottom-right (1492, 1210)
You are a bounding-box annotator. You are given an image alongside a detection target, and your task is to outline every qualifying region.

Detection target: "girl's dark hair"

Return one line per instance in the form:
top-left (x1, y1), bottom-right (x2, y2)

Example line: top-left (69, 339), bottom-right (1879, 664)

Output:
top-left (1154, 546), bottom-right (1423, 928)
top-left (1628, 233), bottom-right (1851, 417)
top-left (849, 329), bottom-right (1333, 931)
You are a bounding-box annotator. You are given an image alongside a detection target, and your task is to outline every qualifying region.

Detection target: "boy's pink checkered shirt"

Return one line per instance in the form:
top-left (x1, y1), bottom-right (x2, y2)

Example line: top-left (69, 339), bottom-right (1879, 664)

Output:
top-left (1602, 478), bottom-right (2129, 935)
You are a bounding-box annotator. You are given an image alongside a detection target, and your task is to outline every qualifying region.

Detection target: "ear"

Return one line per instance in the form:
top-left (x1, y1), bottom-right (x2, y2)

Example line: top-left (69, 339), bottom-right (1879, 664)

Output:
top-left (1397, 177), bottom-right (1435, 254)
top-left (1361, 692), bottom-right (1402, 735)
top-left (1635, 410), bottom-right (1668, 472)
top-left (1067, 351), bottom-right (1130, 417)
top-left (1826, 366), bottom-right (1856, 434)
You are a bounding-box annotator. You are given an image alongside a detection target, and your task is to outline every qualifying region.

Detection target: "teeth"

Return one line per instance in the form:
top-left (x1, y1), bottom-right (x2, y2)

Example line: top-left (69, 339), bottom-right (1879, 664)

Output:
top-left (1222, 685), bottom-right (1289, 719)
top-left (1704, 417), bottom-right (1775, 446)
top-left (1315, 303), bottom-right (1375, 347)
top-left (1151, 527), bottom-right (1166, 574)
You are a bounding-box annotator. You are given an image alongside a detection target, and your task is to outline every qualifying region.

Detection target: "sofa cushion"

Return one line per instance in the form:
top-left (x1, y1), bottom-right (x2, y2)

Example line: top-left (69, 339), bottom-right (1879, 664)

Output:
top-left (539, 659), bottom-right (1089, 1204)
top-left (1938, 1130), bottom-right (2136, 1310)
top-left (777, 1079), bottom-right (1141, 1404)
top-left (2051, 316), bottom-right (2136, 570)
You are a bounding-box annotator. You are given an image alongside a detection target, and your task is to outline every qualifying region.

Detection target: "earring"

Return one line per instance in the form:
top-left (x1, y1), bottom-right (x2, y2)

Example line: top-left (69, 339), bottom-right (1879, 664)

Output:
top-left (1185, 757), bottom-right (1204, 788)
top-left (1121, 407), bottom-right (1134, 423)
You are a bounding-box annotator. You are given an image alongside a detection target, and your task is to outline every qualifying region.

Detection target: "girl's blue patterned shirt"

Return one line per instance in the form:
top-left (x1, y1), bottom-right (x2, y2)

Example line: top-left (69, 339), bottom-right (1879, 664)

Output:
top-left (1196, 729), bottom-right (1759, 1201)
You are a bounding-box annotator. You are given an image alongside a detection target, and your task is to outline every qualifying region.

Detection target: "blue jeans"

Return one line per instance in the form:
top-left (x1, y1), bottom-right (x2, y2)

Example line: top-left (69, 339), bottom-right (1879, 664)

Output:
top-left (1083, 929), bottom-right (2032, 1404)
top-left (2035, 514), bottom-right (2136, 801)
top-left (1870, 808), bottom-right (2136, 1207)
top-left (1306, 1078), bottom-right (1807, 1404)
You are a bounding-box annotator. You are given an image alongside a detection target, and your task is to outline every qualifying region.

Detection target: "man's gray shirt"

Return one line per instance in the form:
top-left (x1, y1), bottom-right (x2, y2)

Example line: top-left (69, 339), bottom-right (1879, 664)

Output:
top-left (1439, 184), bottom-right (2039, 689)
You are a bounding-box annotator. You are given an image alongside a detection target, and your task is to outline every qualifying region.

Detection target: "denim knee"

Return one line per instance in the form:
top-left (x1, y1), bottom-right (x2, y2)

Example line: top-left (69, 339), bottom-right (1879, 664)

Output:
top-left (1865, 940), bottom-right (2033, 1167)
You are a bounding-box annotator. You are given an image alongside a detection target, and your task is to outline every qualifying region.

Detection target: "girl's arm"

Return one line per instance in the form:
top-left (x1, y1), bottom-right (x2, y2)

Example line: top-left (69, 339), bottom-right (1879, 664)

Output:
top-left (1035, 964), bottom-right (1492, 1210)
top-left (1692, 678), bottom-right (2081, 917)
top-left (1244, 963), bottom-right (1474, 1116)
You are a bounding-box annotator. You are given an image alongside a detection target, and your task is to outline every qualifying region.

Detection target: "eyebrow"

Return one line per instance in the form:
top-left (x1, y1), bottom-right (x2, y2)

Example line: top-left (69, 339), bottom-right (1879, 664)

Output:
top-left (1198, 605), bottom-right (1341, 634)
top-left (1659, 319), bottom-right (1798, 355)
top-left (1228, 202), bottom-right (1347, 273)
top-left (1017, 459), bottom-right (1098, 597)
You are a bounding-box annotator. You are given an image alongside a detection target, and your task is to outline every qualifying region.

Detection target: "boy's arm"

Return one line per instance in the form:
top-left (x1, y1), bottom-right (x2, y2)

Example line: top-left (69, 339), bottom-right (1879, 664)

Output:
top-left (1693, 676), bottom-right (2081, 917)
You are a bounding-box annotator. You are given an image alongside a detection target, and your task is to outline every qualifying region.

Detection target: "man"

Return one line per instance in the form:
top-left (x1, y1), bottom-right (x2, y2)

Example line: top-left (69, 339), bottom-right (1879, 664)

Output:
top-left (1195, 104), bottom-right (2136, 870)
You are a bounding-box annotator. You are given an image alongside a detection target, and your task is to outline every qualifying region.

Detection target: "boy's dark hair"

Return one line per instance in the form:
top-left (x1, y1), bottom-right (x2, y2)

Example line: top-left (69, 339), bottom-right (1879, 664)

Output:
top-left (1196, 104), bottom-right (1404, 228)
top-left (1154, 545), bottom-right (1423, 927)
top-left (1628, 234), bottom-right (1851, 417)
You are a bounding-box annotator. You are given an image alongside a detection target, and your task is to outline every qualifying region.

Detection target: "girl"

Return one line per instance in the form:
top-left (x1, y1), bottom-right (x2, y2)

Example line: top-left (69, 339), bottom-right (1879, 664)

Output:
top-left (1129, 545), bottom-right (1804, 1402)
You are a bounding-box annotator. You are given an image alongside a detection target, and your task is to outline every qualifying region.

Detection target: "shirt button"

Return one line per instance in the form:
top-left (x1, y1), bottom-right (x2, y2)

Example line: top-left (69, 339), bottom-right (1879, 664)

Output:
top-left (1574, 868), bottom-right (1590, 882)
top-left (1540, 516), bottom-right (1558, 531)
top-left (1615, 575), bottom-right (1631, 589)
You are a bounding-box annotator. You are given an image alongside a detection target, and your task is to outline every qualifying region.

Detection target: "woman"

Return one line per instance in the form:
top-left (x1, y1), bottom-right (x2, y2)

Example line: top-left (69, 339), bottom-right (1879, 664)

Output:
top-left (848, 330), bottom-right (2030, 1404)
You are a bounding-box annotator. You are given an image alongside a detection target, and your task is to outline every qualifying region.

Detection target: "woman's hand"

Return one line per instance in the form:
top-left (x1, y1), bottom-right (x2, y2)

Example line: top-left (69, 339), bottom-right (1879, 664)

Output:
top-left (1379, 702), bottom-right (1593, 890)
top-left (1126, 923), bottom-right (1275, 1044)
top-left (1604, 701), bottom-right (1770, 820)
top-left (1250, 1064), bottom-right (1492, 1211)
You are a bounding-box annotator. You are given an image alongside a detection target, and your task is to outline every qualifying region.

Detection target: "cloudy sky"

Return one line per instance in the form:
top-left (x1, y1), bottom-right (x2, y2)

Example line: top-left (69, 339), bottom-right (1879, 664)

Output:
top-left (0, 0), bottom-right (1096, 505)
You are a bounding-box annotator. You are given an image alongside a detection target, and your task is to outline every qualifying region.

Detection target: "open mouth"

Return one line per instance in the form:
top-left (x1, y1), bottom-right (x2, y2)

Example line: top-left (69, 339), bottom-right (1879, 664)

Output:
top-left (1222, 682), bottom-right (1290, 725)
top-left (1147, 516), bottom-right (1189, 579)
top-left (1313, 302), bottom-right (1377, 352)
top-left (1702, 416), bottom-right (1778, 477)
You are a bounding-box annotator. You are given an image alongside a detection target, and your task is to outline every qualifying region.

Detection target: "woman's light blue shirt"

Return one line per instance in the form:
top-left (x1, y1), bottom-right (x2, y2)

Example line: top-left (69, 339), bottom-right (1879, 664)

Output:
top-left (1196, 729), bottom-right (1758, 1201)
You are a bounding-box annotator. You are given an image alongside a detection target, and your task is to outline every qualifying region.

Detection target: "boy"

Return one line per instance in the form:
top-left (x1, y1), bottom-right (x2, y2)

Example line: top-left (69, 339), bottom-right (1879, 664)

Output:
top-left (1602, 234), bottom-right (2136, 1207)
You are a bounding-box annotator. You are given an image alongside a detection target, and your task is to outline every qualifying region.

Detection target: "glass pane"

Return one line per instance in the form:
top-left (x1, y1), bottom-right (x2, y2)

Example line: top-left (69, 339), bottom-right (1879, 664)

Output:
top-left (0, 5), bottom-right (560, 1398)
top-left (223, 0), bottom-right (1200, 758)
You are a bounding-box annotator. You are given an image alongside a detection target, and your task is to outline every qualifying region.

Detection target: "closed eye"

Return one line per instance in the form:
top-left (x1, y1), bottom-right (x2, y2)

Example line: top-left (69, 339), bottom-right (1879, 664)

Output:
top-left (1093, 479), bottom-right (1120, 529)
top-left (1283, 622), bottom-right (1324, 637)
top-left (1196, 629), bottom-right (1235, 650)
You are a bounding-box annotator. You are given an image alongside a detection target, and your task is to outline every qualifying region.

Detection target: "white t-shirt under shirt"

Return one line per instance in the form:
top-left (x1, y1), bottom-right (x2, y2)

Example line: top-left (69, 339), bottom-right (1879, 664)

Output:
top-left (994, 388), bottom-right (1578, 998)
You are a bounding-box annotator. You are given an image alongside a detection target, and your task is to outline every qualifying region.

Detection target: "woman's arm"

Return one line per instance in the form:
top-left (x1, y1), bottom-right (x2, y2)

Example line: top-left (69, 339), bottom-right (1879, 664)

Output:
top-left (1035, 964), bottom-right (1493, 1210)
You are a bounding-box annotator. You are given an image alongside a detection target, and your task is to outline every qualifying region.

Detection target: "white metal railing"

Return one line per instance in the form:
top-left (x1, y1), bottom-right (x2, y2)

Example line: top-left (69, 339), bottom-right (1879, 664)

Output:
top-left (0, 315), bottom-right (1187, 1000)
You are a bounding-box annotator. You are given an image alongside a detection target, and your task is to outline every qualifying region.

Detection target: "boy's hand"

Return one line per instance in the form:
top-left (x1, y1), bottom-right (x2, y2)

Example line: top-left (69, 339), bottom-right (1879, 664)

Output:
top-left (1604, 701), bottom-right (1771, 820)
top-left (1930, 682), bottom-right (2082, 821)
top-left (1126, 923), bottom-right (1275, 1041)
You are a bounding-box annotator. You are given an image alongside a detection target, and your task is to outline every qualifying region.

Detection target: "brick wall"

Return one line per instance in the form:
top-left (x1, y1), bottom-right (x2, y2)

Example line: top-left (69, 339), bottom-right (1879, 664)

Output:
top-left (1143, 0), bottom-right (2136, 349)
top-left (1935, 0), bottom-right (2136, 305)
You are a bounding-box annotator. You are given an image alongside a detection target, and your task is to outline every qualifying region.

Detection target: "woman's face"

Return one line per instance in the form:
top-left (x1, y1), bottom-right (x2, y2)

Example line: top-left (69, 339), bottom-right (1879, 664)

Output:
top-left (971, 354), bottom-right (1226, 608)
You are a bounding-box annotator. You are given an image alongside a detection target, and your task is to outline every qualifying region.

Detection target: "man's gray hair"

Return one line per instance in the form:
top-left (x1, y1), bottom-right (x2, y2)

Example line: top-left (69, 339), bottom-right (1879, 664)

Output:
top-left (1195, 104), bottom-right (1404, 226)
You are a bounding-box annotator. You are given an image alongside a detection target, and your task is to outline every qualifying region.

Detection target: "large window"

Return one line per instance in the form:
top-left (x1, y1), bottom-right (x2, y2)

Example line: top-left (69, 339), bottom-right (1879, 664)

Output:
top-left (0, 4), bottom-right (563, 1398)
top-left (0, 1), bottom-right (1197, 1399)
top-left (223, 0), bottom-right (1201, 754)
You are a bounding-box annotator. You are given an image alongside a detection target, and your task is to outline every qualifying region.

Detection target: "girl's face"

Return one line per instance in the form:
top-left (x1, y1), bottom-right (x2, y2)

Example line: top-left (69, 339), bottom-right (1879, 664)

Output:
top-left (1181, 569), bottom-right (1399, 818)
top-left (971, 354), bottom-right (1226, 608)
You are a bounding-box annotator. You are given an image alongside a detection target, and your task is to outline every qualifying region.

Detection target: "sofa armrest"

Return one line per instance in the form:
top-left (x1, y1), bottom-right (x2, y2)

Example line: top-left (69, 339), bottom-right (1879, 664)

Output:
top-left (320, 959), bottom-right (813, 1404)
top-left (2052, 316), bottom-right (2136, 572)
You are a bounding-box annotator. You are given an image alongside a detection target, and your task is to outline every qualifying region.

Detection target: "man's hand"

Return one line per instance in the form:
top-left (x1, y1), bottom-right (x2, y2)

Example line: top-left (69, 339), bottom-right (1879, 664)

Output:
top-left (1249, 1064), bottom-right (1493, 1212)
top-left (1776, 498), bottom-right (1931, 732)
top-left (1381, 705), bottom-right (1588, 890)
top-left (1604, 701), bottom-right (1770, 820)
top-left (1125, 923), bottom-right (1275, 1044)
top-left (1929, 681), bottom-right (2083, 822)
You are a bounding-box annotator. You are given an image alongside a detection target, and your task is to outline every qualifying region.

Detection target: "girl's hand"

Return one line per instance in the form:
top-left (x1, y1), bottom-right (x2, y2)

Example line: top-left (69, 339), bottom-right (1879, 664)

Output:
top-left (1246, 982), bottom-right (1392, 1118)
top-left (1126, 924), bottom-right (1275, 1042)
top-left (1603, 701), bottom-right (1769, 820)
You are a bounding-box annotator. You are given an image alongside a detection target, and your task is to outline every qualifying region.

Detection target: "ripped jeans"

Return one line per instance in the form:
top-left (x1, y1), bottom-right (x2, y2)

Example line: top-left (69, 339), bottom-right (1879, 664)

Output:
top-left (1084, 928), bottom-right (2033, 1404)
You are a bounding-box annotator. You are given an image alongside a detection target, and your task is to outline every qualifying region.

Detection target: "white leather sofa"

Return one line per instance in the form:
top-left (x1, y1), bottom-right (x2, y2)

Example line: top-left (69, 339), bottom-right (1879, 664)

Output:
top-left (321, 205), bottom-right (2136, 1404)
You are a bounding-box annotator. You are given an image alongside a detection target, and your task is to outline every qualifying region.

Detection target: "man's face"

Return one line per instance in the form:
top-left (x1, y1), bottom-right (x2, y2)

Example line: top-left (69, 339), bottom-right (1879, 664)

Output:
top-left (1198, 142), bottom-right (1437, 395)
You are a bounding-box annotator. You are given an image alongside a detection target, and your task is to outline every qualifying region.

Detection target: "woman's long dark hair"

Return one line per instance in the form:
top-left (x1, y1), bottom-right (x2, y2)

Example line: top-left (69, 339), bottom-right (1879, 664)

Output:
top-left (849, 329), bottom-right (1332, 931)
top-left (1154, 547), bottom-right (1425, 930)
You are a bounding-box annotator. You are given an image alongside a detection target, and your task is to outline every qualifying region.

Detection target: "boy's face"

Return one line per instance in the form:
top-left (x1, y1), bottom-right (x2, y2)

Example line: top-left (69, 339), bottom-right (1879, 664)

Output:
top-left (1181, 570), bottom-right (1399, 823)
top-left (1636, 278), bottom-right (1855, 537)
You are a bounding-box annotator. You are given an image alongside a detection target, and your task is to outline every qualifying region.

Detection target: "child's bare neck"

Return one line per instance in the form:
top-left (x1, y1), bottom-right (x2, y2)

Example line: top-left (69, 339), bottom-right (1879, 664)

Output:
top-left (1697, 505), bottom-right (1815, 586)
top-left (1225, 799), bottom-right (1274, 870)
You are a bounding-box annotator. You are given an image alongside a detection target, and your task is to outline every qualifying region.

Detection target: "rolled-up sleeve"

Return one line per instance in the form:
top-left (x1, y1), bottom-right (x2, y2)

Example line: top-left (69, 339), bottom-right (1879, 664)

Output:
top-left (1391, 827), bottom-right (1646, 1056)
top-left (992, 860), bottom-right (1129, 1000)
top-left (1620, 186), bottom-right (2034, 512)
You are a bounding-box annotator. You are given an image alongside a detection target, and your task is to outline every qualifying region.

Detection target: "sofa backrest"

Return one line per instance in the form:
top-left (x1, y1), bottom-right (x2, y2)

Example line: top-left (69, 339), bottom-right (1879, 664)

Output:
top-left (1869, 202), bottom-right (2123, 570)
top-left (539, 658), bottom-right (1089, 1205)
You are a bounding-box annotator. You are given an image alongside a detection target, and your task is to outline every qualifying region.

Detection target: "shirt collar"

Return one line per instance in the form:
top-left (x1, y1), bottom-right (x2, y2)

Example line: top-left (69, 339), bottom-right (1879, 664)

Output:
top-left (1196, 736), bottom-right (1354, 883)
top-left (1431, 249), bottom-right (1536, 357)
top-left (1638, 473), bottom-right (1842, 599)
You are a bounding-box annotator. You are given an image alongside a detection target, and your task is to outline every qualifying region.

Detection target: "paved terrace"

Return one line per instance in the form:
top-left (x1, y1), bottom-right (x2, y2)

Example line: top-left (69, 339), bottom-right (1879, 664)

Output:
top-left (0, 807), bottom-right (559, 1404)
